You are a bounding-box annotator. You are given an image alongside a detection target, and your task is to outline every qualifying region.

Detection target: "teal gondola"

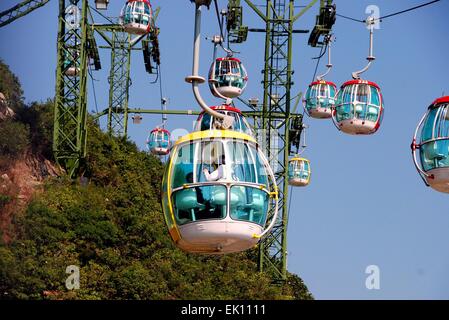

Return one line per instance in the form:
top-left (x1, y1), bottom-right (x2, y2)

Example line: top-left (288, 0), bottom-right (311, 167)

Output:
top-left (120, 0), bottom-right (153, 35)
top-left (333, 79), bottom-right (384, 135)
top-left (412, 96), bottom-right (449, 193)
top-left (147, 128), bottom-right (171, 156)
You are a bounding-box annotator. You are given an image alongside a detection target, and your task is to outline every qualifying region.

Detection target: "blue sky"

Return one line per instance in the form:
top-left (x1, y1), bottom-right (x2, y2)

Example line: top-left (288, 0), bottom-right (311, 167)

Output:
top-left (1, 0), bottom-right (448, 299)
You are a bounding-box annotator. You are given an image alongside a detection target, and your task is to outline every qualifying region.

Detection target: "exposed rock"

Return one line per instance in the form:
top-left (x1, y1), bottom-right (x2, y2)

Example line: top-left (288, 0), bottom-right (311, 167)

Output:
top-left (0, 92), bottom-right (15, 121)
top-left (1, 173), bottom-right (10, 182)
top-left (0, 149), bottom-right (62, 243)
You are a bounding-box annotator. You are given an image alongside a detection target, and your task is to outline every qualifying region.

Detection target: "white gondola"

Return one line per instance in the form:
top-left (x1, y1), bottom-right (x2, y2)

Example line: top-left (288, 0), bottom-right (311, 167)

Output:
top-left (147, 128), bottom-right (171, 156)
top-left (120, 0), bottom-right (153, 35)
top-left (412, 96), bottom-right (449, 193)
top-left (209, 57), bottom-right (248, 99)
top-left (288, 157), bottom-right (311, 187)
top-left (333, 80), bottom-right (384, 135)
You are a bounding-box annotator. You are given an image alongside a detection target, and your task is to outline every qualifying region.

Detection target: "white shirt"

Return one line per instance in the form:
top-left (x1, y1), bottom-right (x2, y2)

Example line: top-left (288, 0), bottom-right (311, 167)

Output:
top-left (204, 165), bottom-right (227, 182)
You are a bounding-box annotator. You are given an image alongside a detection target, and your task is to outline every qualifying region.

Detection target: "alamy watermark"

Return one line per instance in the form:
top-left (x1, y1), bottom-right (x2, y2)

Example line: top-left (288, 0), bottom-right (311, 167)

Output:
top-left (365, 265), bottom-right (380, 290)
top-left (65, 265), bottom-right (80, 290)
top-left (366, 5), bottom-right (381, 29)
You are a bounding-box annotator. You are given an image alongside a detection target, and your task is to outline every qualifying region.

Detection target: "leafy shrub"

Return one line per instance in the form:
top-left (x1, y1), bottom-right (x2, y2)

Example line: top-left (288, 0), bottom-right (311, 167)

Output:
top-left (0, 194), bottom-right (11, 209)
top-left (0, 59), bottom-right (24, 112)
top-left (0, 119), bottom-right (29, 157)
top-left (0, 111), bottom-right (313, 300)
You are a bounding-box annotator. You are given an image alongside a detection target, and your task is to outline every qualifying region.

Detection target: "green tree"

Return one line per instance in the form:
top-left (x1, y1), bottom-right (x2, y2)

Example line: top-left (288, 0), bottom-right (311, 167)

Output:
top-left (0, 62), bottom-right (313, 299)
top-left (0, 59), bottom-right (24, 113)
top-left (0, 119), bottom-right (29, 157)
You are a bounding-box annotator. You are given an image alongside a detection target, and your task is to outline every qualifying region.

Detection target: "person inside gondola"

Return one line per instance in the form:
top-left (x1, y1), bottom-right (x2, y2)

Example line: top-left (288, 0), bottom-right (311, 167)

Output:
top-left (203, 154), bottom-right (227, 181)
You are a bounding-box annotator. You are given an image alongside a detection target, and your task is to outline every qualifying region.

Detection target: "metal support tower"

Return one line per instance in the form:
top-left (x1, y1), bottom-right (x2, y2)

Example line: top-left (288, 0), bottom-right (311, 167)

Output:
top-left (1, 0), bottom-right (159, 171)
top-left (54, 0), bottom-right (90, 177)
top-left (94, 21), bottom-right (160, 138)
top-left (242, 0), bottom-right (321, 281)
top-left (107, 30), bottom-right (131, 137)
top-left (92, 0), bottom-right (328, 282)
top-left (0, 0), bottom-right (50, 28)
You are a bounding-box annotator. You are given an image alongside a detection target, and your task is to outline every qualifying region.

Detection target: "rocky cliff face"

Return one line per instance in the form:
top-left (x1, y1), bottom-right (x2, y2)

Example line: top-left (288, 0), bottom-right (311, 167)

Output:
top-left (0, 92), bottom-right (15, 121)
top-left (0, 149), bottom-right (62, 243)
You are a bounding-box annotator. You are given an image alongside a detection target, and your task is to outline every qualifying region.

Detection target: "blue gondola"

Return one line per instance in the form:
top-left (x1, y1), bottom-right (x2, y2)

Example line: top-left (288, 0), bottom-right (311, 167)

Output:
top-left (304, 80), bottom-right (337, 119)
top-left (120, 0), bottom-right (153, 35)
top-left (209, 57), bottom-right (248, 99)
top-left (147, 128), bottom-right (171, 156)
top-left (412, 96), bottom-right (449, 193)
top-left (333, 79), bottom-right (384, 135)
top-left (288, 157), bottom-right (311, 187)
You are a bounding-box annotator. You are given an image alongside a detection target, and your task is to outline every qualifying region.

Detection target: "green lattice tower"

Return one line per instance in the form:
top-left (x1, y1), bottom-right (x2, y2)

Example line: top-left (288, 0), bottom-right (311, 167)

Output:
top-left (107, 30), bottom-right (131, 137)
top-left (257, 0), bottom-right (295, 282)
top-left (54, 0), bottom-right (89, 177)
top-left (0, 0), bottom-right (50, 28)
top-left (240, 0), bottom-right (322, 281)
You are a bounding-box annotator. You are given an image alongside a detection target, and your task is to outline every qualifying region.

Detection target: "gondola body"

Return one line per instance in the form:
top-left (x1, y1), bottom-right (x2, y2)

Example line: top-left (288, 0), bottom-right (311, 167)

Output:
top-left (161, 130), bottom-right (278, 254)
top-left (120, 0), bottom-right (153, 35)
top-left (208, 57), bottom-right (248, 99)
top-left (304, 80), bottom-right (337, 119)
top-left (412, 96), bottom-right (449, 193)
top-left (147, 128), bottom-right (171, 156)
top-left (288, 157), bottom-right (311, 187)
top-left (333, 80), bottom-right (384, 135)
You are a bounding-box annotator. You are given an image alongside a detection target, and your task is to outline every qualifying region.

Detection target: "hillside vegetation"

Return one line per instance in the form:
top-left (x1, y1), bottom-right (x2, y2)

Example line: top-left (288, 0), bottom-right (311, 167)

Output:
top-left (0, 60), bottom-right (313, 300)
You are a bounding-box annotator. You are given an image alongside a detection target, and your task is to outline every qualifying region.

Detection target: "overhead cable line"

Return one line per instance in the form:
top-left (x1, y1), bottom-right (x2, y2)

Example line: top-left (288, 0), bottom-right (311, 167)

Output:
top-left (311, 44), bottom-right (324, 82)
top-left (89, 5), bottom-right (116, 25)
top-left (158, 64), bottom-right (167, 127)
top-left (336, 13), bottom-right (364, 23)
top-left (336, 0), bottom-right (441, 23)
top-left (213, 0), bottom-right (225, 43)
top-left (213, 0), bottom-right (240, 55)
top-left (379, 0), bottom-right (441, 20)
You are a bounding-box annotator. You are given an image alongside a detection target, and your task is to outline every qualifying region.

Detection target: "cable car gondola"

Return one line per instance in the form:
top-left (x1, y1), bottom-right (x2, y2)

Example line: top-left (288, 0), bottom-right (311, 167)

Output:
top-left (288, 157), bottom-right (311, 187)
top-left (147, 128), bottom-right (171, 156)
top-left (120, 0), bottom-right (153, 35)
top-left (162, 130), bottom-right (278, 254)
top-left (333, 17), bottom-right (384, 135)
top-left (412, 96), bottom-right (449, 193)
top-left (195, 105), bottom-right (253, 136)
top-left (333, 79), bottom-right (384, 135)
top-left (63, 49), bottom-right (79, 77)
top-left (209, 57), bottom-right (248, 99)
top-left (304, 35), bottom-right (336, 119)
top-left (305, 80), bottom-right (337, 119)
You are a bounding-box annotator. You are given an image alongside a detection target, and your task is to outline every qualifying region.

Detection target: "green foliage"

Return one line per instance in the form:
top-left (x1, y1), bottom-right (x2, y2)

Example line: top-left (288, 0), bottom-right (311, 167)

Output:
top-left (20, 100), bottom-right (54, 159)
top-left (0, 62), bottom-right (53, 160)
top-left (0, 119), bottom-right (29, 157)
top-left (0, 113), bottom-right (313, 300)
top-left (0, 59), bottom-right (24, 112)
top-left (0, 194), bottom-right (11, 209)
top-left (1, 135), bottom-right (312, 299)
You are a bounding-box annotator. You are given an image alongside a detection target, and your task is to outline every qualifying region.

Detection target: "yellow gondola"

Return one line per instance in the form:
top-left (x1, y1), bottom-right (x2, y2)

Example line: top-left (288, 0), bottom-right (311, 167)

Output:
top-left (162, 130), bottom-right (278, 254)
